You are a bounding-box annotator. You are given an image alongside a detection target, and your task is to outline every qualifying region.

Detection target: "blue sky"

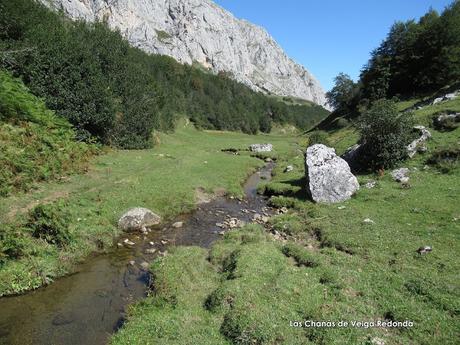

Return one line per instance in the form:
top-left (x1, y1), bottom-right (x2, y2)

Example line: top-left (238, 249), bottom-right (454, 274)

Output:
top-left (214, 0), bottom-right (453, 91)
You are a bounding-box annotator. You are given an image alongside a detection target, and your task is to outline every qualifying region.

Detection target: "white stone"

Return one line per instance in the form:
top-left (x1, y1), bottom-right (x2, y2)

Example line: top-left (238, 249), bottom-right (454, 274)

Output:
top-left (305, 144), bottom-right (359, 203)
top-left (118, 207), bottom-right (161, 232)
top-left (249, 144), bottom-right (273, 152)
top-left (407, 126), bottom-right (431, 158)
top-left (391, 168), bottom-right (410, 183)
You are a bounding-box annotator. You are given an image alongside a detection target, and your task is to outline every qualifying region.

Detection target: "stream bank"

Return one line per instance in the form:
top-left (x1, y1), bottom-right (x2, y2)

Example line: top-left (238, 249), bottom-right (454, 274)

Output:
top-left (0, 163), bottom-right (274, 345)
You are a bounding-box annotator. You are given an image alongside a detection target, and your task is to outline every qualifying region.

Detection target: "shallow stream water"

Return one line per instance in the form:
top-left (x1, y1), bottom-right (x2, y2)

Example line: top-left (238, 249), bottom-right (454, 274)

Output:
top-left (0, 164), bottom-right (273, 345)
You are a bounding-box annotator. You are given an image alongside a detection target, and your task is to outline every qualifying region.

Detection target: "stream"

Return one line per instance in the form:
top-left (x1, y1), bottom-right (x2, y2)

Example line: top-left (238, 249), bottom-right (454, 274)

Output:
top-left (0, 163), bottom-right (273, 345)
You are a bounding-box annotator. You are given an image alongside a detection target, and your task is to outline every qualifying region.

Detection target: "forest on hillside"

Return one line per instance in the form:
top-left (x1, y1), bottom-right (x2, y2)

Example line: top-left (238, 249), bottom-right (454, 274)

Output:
top-left (0, 0), bottom-right (329, 149)
top-left (325, 0), bottom-right (460, 117)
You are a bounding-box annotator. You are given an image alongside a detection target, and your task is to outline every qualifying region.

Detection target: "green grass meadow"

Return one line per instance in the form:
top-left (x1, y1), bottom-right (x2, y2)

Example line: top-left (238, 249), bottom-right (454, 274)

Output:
top-left (0, 122), bottom-right (297, 296)
top-left (112, 99), bottom-right (459, 345)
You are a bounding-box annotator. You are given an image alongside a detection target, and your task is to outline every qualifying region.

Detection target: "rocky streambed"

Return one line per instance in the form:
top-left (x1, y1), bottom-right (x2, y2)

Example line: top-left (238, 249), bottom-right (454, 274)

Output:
top-left (0, 164), bottom-right (274, 345)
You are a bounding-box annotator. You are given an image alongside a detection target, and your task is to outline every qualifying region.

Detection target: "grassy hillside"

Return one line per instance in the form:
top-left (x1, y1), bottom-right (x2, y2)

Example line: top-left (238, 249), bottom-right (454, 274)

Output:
top-left (112, 97), bottom-right (459, 345)
top-left (0, 70), bottom-right (95, 196)
top-left (0, 124), bottom-right (298, 296)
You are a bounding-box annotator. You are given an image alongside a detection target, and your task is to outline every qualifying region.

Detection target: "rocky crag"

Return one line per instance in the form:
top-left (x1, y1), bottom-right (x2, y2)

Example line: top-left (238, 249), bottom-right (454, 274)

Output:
top-left (40, 0), bottom-right (329, 108)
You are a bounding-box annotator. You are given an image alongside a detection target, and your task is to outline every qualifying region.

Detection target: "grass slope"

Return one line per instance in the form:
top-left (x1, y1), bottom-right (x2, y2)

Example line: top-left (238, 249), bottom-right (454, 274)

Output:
top-left (113, 98), bottom-right (459, 344)
top-left (0, 70), bottom-right (95, 196)
top-left (0, 124), bottom-right (297, 296)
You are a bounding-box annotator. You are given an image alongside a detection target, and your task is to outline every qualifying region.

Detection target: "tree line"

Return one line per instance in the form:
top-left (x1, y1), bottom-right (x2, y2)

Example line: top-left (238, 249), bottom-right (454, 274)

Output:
top-left (0, 0), bottom-right (328, 149)
top-left (327, 0), bottom-right (460, 116)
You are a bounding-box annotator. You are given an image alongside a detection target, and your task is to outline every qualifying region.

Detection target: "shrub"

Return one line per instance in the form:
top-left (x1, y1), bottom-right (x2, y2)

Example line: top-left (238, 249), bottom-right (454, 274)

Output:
top-left (427, 146), bottom-right (460, 173)
top-left (335, 117), bottom-right (350, 128)
top-left (358, 99), bottom-right (414, 169)
top-left (307, 130), bottom-right (330, 146)
top-left (0, 71), bottom-right (96, 195)
top-left (28, 200), bottom-right (73, 247)
top-left (0, 224), bottom-right (29, 265)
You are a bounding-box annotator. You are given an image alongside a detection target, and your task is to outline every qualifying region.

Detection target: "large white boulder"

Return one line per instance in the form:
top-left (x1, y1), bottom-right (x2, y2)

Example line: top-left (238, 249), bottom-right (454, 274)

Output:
top-left (305, 144), bottom-right (359, 203)
top-left (118, 207), bottom-right (161, 232)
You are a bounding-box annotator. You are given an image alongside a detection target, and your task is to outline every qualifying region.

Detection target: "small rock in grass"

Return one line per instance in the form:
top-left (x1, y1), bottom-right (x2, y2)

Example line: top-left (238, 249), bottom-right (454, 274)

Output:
top-left (365, 180), bottom-right (377, 189)
top-left (145, 248), bottom-right (156, 254)
top-left (363, 218), bottom-right (375, 224)
top-left (149, 241), bottom-right (155, 246)
top-left (391, 168), bottom-right (410, 183)
top-left (338, 206), bottom-right (346, 210)
top-left (161, 240), bottom-right (168, 245)
top-left (140, 262), bottom-right (150, 270)
top-left (172, 221), bottom-right (183, 228)
top-left (417, 246), bottom-right (432, 255)
top-left (123, 239), bottom-right (135, 246)
top-left (129, 260), bottom-right (135, 266)
top-left (284, 165), bottom-right (294, 173)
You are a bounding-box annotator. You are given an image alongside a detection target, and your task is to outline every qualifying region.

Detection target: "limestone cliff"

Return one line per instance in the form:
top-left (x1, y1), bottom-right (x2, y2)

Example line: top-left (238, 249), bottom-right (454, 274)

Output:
top-left (40, 0), bottom-right (329, 108)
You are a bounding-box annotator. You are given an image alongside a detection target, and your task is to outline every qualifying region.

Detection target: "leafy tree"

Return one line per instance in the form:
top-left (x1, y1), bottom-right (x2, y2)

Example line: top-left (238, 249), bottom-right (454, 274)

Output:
top-left (358, 99), bottom-right (414, 170)
top-left (326, 73), bottom-right (360, 113)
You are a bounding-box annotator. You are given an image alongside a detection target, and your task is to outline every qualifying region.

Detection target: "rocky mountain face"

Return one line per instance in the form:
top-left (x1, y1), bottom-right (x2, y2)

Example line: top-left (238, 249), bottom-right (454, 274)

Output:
top-left (40, 0), bottom-right (329, 108)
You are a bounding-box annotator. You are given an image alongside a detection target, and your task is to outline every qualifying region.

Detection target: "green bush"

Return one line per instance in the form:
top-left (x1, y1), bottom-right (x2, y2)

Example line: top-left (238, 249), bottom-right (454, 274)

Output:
top-left (358, 99), bottom-right (414, 169)
top-left (427, 145), bottom-right (460, 173)
top-left (27, 200), bottom-right (73, 248)
top-left (335, 117), bottom-right (350, 128)
top-left (0, 224), bottom-right (29, 265)
top-left (307, 130), bottom-right (330, 146)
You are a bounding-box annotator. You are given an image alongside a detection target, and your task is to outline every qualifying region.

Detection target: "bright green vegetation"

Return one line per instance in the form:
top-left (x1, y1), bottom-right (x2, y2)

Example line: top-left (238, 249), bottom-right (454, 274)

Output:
top-left (113, 97), bottom-right (459, 344)
top-left (0, 124), bottom-right (296, 296)
top-left (0, 0), bottom-right (328, 149)
top-left (357, 99), bottom-right (415, 169)
top-left (0, 71), bottom-right (95, 197)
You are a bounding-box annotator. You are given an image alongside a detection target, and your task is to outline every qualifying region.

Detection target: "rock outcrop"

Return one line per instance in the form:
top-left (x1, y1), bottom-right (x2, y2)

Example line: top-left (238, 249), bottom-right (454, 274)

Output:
top-left (118, 207), bottom-right (161, 232)
top-left (304, 144), bottom-right (359, 203)
top-left (39, 0), bottom-right (329, 108)
top-left (407, 126), bottom-right (431, 158)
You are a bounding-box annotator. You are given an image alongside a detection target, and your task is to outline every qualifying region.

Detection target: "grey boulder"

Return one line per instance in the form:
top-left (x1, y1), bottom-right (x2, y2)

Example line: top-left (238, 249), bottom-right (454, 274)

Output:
top-left (305, 144), bottom-right (359, 203)
top-left (118, 207), bottom-right (161, 232)
top-left (391, 168), bottom-right (410, 183)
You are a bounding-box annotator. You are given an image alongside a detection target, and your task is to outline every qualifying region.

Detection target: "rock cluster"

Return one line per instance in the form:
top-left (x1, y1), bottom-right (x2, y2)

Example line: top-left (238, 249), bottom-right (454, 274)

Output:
top-left (40, 0), bottom-right (329, 108)
top-left (407, 126), bottom-right (431, 158)
top-left (434, 112), bottom-right (460, 129)
top-left (432, 90), bottom-right (459, 105)
top-left (304, 144), bottom-right (359, 203)
top-left (249, 143), bottom-right (273, 152)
